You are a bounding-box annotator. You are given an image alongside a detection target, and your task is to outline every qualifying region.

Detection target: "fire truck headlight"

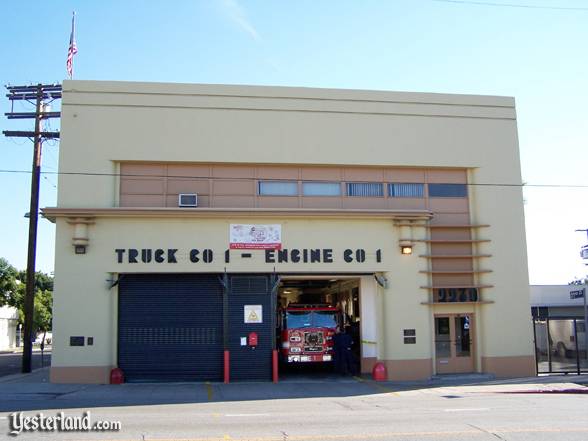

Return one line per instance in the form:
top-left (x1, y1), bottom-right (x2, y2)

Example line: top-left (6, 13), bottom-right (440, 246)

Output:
top-left (282, 342), bottom-right (290, 349)
top-left (290, 347), bottom-right (302, 353)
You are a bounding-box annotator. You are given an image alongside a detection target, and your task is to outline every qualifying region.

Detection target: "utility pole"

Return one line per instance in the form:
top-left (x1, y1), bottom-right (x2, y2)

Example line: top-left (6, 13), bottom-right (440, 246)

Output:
top-left (3, 83), bottom-right (61, 373)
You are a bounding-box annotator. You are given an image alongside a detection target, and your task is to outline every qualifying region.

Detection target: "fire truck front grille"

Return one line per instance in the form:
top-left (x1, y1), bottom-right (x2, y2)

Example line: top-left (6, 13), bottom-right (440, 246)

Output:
top-left (304, 331), bottom-right (324, 352)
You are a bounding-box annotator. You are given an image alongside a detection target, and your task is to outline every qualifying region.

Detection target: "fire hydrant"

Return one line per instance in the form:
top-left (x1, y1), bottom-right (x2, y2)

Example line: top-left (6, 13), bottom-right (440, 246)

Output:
top-left (372, 362), bottom-right (387, 381)
top-left (110, 368), bottom-right (124, 384)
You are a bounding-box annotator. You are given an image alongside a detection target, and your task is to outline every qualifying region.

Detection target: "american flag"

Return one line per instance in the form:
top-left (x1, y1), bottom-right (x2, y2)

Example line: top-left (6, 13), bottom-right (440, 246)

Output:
top-left (66, 12), bottom-right (78, 78)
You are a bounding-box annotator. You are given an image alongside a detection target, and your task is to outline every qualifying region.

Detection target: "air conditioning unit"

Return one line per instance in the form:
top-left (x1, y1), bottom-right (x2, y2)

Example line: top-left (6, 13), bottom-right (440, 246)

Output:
top-left (178, 193), bottom-right (198, 207)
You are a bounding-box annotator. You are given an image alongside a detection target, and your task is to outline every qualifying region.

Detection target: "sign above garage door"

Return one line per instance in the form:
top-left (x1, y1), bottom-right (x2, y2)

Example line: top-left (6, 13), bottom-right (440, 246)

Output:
top-left (230, 224), bottom-right (282, 250)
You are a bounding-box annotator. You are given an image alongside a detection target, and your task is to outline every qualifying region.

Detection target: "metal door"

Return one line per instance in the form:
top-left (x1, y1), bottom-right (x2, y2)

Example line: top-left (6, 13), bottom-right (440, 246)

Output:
top-left (228, 275), bottom-right (274, 381)
top-left (118, 273), bottom-right (224, 382)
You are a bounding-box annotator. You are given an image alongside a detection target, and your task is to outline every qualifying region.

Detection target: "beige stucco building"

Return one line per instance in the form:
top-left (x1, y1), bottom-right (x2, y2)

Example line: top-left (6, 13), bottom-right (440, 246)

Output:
top-left (0, 306), bottom-right (18, 351)
top-left (44, 80), bottom-right (535, 384)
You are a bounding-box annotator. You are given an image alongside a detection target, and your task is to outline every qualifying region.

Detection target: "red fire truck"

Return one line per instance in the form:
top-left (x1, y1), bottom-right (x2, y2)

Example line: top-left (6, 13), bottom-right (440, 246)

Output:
top-left (278, 304), bottom-right (341, 363)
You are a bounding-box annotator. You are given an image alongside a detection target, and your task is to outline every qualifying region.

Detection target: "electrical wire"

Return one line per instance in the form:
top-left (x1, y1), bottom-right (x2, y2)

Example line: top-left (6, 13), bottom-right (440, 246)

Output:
top-left (0, 168), bottom-right (586, 189)
top-left (43, 175), bottom-right (57, 189)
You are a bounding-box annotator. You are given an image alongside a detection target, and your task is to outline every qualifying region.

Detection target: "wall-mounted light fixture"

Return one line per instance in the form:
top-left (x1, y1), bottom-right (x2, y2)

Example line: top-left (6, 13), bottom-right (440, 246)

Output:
top-left (67, 217), bottom-right (95, 255)
top-left (399, 237), bottom-right (414, 255)
top-left (400, 244), bottom-right (413, 255)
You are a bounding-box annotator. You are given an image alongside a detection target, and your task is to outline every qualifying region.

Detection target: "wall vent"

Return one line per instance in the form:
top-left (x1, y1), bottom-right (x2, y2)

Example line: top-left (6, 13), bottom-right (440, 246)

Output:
top-left (178, 193), bottom-right (198, 207)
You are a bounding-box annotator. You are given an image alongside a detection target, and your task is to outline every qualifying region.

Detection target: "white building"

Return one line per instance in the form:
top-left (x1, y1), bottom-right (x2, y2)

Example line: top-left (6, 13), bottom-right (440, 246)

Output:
top-left (530, 285), bottom-right (587, 318)
top-left (0, 306), bottom-right (18, 351)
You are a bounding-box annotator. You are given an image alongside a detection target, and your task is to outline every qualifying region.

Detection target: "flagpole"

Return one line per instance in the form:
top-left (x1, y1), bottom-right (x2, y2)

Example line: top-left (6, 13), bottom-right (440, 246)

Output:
top-left (67, 11), bottom-right (77, 79)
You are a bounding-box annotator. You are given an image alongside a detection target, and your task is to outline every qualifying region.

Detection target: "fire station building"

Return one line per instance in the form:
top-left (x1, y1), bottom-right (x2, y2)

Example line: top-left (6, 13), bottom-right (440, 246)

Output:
top-left (44, 80), bottom-right (535, 383)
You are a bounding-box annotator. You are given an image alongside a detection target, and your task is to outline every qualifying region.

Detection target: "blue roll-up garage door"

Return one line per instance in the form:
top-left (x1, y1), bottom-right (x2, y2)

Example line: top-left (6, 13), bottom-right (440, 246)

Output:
top-left (229, 275), bottom-right (273, 381)
top-left (118, 273), bottom-right (223, 382)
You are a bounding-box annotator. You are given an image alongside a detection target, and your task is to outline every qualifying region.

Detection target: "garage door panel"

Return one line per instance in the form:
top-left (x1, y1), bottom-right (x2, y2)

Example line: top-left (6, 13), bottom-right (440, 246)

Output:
top-left (229, 275), bottom-right (273, 381)
top-left (118, 274), bottom-right (223, 382)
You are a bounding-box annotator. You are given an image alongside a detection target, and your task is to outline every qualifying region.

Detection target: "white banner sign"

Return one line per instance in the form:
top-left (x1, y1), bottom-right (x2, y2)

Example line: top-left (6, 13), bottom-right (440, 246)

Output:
top-left (230, 224), bottom-right (282, 250)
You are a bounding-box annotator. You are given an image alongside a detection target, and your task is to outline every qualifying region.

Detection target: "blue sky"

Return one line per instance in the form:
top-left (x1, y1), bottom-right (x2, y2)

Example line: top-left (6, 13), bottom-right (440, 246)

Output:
top-left (1, 0), bottom-right (587, 283)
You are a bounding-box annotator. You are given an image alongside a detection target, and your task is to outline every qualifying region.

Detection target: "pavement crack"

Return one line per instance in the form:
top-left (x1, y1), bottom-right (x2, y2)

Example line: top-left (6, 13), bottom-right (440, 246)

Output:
top-left (333, 400), bottom-right (354, 410)
top-left (468, 423), bottom-right (506, 440)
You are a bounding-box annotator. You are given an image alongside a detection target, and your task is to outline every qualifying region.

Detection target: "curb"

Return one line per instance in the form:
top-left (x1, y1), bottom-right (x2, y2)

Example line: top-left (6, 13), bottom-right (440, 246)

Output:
top-left (0, 367), bottom-right (50, 384)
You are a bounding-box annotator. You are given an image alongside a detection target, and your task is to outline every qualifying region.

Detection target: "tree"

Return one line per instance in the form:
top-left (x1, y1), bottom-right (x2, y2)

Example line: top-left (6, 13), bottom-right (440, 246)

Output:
top-left (0, 258), bottom-right (19, 307)
top-left (0, 258), bottom-right (53, 344)
top-left (34, 289), bottom-right (52, 345)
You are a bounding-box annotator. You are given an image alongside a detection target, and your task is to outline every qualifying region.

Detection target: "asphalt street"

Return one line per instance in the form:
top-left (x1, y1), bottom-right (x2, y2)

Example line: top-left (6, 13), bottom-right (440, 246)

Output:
top-left (0, 371), bottom-right (587, 441)
top-left (0, 351), bottom-right (51, 378)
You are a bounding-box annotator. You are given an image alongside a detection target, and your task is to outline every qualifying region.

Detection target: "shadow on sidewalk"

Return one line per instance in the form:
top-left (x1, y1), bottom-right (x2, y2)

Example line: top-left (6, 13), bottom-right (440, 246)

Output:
top-left (0, 369), bottom-right (587, 413)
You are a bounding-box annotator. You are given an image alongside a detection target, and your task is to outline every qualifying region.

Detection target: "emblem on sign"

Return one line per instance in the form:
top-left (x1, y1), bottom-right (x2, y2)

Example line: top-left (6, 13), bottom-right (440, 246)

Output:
top-left (230, 224), bottom-right (282, 250)
top-left (244, 305), bottom-right (263, 323)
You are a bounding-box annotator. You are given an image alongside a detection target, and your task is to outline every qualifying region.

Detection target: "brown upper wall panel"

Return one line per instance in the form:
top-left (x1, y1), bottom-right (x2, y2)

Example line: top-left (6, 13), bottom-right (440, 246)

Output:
top-left (431, 274), bottom-right (475, 287)
top-left (256, 166), bottom-right (300, 180)
top-left (212, 165), bottom-right (256, 178)
top-left (258, 196), bottom-right (300, 209)
top-left (301, 197), bottom-right (343, 209)
top-left (166, 178), bottom-right (210, 195)
top-left (426, 169), bottom-right (467, 184)
top-left (429, 213), bottom-right (471, 225)
top-left (120, 194), bottom-right (165, 207)
top-left (343, 167), bottom-right (385, 182)
top-left (342, 197), bottom-right (386, 209)
top-left (116, 163), bottom-right (473, 219)
top-left (167, 164), bottom-right (211, 178)
top-left (384, 169), bottom-right (426, 183)
top-left (300, 167), bottom-right (344, 181)
top-left (387, 198), bottom-right (427, 210)
top-left (430, 228), bottom-right (472, 240)
top-left (213, 179), bottom-right (256, 196)
top-left (120, 178), bottom-right (165, 195)
top-left (212, 195), bottom-right (256, 208)
top-left (428, 198), bottom-right (470, 213)
top-left (431, 259), bottom-right (474, 272)
top-left (430, 243), bottom-right (473, 256)
top-left (120, 163), bottom-right (165, 177)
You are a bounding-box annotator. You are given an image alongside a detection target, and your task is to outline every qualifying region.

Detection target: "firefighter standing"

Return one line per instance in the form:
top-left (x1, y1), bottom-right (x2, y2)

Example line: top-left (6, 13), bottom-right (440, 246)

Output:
top-left (333, 326), bottom-right (354, 375)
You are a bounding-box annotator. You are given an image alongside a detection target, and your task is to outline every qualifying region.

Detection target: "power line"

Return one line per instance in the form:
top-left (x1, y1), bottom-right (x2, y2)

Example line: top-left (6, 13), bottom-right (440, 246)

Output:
top-left (430, 0), bottom-right (588, 11)
top-left (0, 168), bottom-right (586, 189)
top-left (43, 175), bottom-right (57, 189)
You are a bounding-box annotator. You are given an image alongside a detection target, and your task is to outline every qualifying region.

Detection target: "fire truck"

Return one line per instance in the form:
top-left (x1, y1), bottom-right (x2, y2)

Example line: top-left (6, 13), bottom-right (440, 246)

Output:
top-left (278, 304), bottom-right (341, 363)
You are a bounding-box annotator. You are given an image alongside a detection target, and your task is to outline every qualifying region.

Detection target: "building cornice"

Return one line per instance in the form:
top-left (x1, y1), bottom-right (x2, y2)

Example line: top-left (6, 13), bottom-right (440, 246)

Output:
top-left (42, 207), bottom-right (433, 223)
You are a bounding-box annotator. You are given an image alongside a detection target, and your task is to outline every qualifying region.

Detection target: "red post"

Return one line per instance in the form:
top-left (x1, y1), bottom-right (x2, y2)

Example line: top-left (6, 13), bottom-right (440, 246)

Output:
top-left (272, 349), bottom-right (279, 383)
top-left (224, 350), bottom-right (230, 384)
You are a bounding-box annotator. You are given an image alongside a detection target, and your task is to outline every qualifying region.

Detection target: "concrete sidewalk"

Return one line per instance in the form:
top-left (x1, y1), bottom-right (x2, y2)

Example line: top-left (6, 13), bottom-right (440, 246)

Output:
top-left (0, 367), bottom-right (587, 412)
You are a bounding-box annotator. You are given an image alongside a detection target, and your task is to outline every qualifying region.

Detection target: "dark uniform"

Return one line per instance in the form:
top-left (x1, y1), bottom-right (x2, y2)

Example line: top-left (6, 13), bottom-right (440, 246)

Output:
top-left (333, 330), bottom-right (354, 375)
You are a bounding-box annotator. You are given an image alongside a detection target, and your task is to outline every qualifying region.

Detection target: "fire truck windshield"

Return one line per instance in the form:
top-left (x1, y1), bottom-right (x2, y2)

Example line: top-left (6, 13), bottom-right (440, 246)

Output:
top-left (286, 311), bottom-right (338, 329)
